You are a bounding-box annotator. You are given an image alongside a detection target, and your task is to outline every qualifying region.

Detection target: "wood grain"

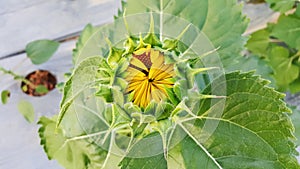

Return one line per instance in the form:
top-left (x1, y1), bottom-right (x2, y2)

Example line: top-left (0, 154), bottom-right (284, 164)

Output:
top-left (0, 0), bottom-right (120, 57)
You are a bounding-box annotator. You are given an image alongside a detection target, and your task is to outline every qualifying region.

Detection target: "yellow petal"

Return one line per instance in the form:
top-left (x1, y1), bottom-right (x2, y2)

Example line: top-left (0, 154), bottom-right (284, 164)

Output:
top-left (130, 57), bottom-right (148, 72)
top-left (126, 74), bottom-right (146, 82)
top-left (152, 83), bottom-right (167, 96)
top-left (142, 82), bottom-right (151, 108)
top-left (155, 71), bottom-right (174, 81)
top-left (155, 78), bottom-right (174, 86)
top-left (151, 53), bottom-right (164, 69)
top-left (151, 85), bottom-right (162, 102)
top-left (150, 49), bottom-right (160, 62)
top-left (134, 80), bottom-right (149, 107)
top-left (127, 80), bottom-right (144, 93)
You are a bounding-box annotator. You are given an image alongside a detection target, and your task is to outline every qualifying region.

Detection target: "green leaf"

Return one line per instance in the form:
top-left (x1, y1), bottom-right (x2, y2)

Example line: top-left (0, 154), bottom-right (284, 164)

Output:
top-left (26, 39), bottom-right (59, 65)
top-left (35, 85), bottom-right (49, 95)
top-left (38, 116), bottom-right (108, 169)
top-left (56, 82), bottom-right (65, 93)
top-left (17, 100), bottom-right (35, 123)
top-left (268, 46), bottom-right (299, 90)
top-left (178, 72), bottom-right (299, 169)
top-left (265, 0), bottom-right (296, 13)
top-left (271, 7), bottom-right (300, 50)
top-left (246, 29), bottom-right (270, 57)
top-left (121, 0), bottom-right (248, 70)
top-left (1, 90), bottom-right (10, 104)
top-left (289, 78), bottom-right (300, 93)
top-left (72, 24), bottom-right (107, 66)
top-left (226, 55), bottom-right (275, 87)
top-left (57, 56), bottom-right (104, 127)
top-left (51, 93), bottom-right (125, 169)
top-left (119, 132), bottom-right (167, 169)
top-left (168, 136), bottom-right (219, 169)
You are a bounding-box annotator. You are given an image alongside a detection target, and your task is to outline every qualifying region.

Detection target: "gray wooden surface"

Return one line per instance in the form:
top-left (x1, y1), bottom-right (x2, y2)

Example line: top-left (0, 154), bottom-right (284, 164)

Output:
top-left (0, 1), bottom-right (299, 169)
top-left (0, 0), bottom-right (120, 58)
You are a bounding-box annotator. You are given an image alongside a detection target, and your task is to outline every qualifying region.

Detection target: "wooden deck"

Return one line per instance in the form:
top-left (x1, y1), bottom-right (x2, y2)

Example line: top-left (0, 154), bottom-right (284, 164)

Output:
top-left (0, 1), bottom-right (298, 169)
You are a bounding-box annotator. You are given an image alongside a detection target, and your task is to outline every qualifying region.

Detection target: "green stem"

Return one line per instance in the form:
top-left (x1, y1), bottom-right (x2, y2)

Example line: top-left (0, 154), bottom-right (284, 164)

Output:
top-left (0, 66), bottom-right (33, 87)
top-left (289, 51), bottom-right (300, 67)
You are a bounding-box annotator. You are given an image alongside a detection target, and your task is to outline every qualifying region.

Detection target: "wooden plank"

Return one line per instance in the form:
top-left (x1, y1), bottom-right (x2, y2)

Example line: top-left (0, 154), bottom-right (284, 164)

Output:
top-left (243, 3), bottom-right (280, 35)
top-left (1, 0), bottom-right (44, 15)
top-left (0, 0), bottom-right (121, 57)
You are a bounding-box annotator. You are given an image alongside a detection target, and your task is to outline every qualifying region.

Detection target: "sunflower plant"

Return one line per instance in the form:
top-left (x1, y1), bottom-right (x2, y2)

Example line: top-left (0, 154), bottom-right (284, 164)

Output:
top-left (38, 0), bottom-right (300, 169)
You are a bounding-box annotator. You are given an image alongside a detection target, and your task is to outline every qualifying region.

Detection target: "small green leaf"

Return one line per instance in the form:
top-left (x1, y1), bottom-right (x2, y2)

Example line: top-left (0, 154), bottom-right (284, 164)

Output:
top-left (268, 46), bottom-right (299, 90)
top-left (26, 39), bottom-right (60, 65)
top-left (35, 85), bottom-right (49, 95)
top-left (56, 82), bottom-right (65, 93)
top-left (289, 78), bottom-right (300, 93)
top-left (271, 8), bottom-right (300, 50)
top-left (1, 90), bottom-right (10, 104)
top-left (22, 85), bottom-right (28, 92)
top-left (246, 29), bottom-right (270, 57)
top-left (17, 100), bottom-right (35, 123)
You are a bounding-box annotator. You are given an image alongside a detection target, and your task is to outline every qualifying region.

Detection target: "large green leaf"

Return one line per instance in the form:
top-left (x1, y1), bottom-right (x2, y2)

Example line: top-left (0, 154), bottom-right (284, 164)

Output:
top-left (168, 135), bottom-right (220, 169)
top-left (177, 72), bottom-right (298, 169)
top-left (70, 0), bottom-right (248, 70)
top-left (119, 132), bottom-right (167, 169)
top-left (38, 116), bottom-right (109, 169)
top-left (122, 0), bottom-right (248, 69)
top-left (57, 56), bottom-right (104, 127)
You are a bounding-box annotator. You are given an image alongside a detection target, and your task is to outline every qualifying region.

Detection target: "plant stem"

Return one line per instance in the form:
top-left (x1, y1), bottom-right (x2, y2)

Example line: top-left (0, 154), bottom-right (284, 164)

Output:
top-left (289, 51), bottom-right (300, 66)
top-left (0, 66), bottom-right (33, 87)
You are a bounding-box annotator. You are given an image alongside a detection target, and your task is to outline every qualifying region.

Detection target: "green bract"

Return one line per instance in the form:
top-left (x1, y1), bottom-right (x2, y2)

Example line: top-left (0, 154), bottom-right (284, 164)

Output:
top-left (39, 0), bottom-right (300, 169)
